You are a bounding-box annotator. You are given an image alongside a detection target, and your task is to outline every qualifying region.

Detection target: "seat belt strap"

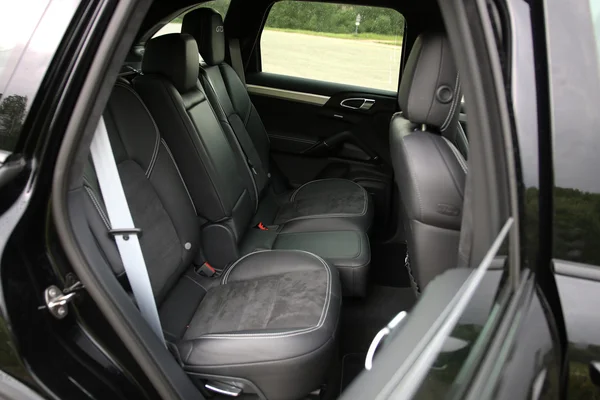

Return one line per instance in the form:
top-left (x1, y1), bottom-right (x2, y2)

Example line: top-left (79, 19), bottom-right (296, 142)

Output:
top-left (229, 38), bottom-right (246, 84)
top-left (90, 117), bottom-right (165, 345)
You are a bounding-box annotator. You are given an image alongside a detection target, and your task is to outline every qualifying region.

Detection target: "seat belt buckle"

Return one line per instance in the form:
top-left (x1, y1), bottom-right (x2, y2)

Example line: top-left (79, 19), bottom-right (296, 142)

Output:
top-left (255, 222), bottom-right (268, 231)
top-left (109, 228), bottom-right (142, 241)
top-left (196, 262), bottom-right (216, 277)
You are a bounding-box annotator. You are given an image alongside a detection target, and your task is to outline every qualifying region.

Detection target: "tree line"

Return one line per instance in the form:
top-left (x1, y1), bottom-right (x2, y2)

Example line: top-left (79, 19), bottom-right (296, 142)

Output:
top-left (265, 3), bottom-right (405, 36)
top-left (525, 186), bottom-right (600, 266)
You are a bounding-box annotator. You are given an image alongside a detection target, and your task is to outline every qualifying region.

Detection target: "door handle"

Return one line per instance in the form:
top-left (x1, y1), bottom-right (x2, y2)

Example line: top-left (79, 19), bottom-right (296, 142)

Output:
top-left (340, 98), bottom-right (376, 111)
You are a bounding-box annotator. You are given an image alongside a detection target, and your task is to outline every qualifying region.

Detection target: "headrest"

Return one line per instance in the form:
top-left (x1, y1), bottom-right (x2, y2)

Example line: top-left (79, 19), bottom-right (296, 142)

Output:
top-left (398, 32), bottom-right (461, 131)
top-left (182, 8), bottom-right (225, 66)
top-left (142, 34), bottom-right (199, 93)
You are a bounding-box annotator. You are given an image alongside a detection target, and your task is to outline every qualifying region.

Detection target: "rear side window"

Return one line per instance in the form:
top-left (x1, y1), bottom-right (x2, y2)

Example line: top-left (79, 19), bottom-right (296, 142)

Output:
top-left (153, 0), bottom-right (232, 38)
top-left (0, 0), bottom-right (79, 153)
top-left (260, 1), bottom-right (405, 92)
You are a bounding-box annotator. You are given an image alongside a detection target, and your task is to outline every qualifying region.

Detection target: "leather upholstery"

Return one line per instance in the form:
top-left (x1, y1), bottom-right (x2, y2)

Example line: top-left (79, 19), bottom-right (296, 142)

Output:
top-left (135, 34), bottom-right (372, 296)
top-left (390, 32), bottom-right (465, 293)
top-left (240, 218), bottom-right (371, 296)
top-left (398, 32), bottom-right (461, 131)
top-left (142, 34), bottom-right (200, 93)
top-left (83, 84), bottom-right (200, 303)
top-left (180, 250), bottom-right (340, 400)
top-left (182, 8), bottom-right (225, 66)
top-left (83, 84), bottom-right (342, 400)
top-left (178, 18), bottom-right (375, 230)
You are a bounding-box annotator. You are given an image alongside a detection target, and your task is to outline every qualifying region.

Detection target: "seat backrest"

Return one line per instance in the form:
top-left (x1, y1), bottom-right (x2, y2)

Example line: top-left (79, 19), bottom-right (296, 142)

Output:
top-left (83, 83), bottom-right (200, 304)
top-left (133, 34), bottom-right (259, 246)
top-left (182, 8), bottom-right (273, 196)
top-left (389, 32), bottom-right (466, 293)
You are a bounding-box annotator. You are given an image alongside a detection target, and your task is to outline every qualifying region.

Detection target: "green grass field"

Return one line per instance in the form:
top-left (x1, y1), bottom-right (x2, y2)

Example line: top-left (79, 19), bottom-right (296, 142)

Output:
top-left (264, 27), bottom-right (403, 46)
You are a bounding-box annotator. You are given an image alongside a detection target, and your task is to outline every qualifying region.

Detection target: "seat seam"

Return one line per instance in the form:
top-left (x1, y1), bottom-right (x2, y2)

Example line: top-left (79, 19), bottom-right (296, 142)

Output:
top-left (84, 186), bottom-right (111, 229)
top-left (156, 78), bottom-right (228, 216)
top-left (275, 230), bottom-right (362, 259)
top-left (440, 74), bottom-right (461, 132)
top-left (331, 233), bottom-right (371, 269)
top-left (182, 334), bottom-right (336, 369)
top-left (397, 132), bottom-right (424, 221)
top-left (424, 39), bottom-right (445, 125)
top-left (201, 71), bottom-right (260, 210)
top-left (431, 136), bottom-right (465, 200)
top-left (184, 275), bottom-right (207, 291)
top-left (114, 83), bottom-right (161, 177)
top-left (442, 137), bottom-right (468, 173)
top-left (404, 37), bottom-right (424, 120)
top-left (290, 178), bottom-right (364, 203)
top-left (222, 249), bottom-right (271, 284)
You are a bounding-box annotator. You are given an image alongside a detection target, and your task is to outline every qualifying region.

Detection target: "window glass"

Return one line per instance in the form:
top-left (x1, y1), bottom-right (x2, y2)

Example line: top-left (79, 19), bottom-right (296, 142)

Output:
top-left (0, 0), bottom-right (79, 153)
top-left (153, 0), bottom-right (232, 38)
top-left (547, 0), bottom-right (600, 267)
top-left (261, 2), bottom-right (404, 92)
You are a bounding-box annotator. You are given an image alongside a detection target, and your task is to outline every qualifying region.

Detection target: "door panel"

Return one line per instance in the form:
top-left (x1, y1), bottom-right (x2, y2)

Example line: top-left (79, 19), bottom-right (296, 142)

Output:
top-left (247, 72), bottom-right (396, 234)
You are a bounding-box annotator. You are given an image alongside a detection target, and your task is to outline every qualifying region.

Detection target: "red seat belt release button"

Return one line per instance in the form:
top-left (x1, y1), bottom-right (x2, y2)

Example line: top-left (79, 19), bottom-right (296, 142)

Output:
top-left (198, 262), bottom-right (216, 277)
top-left (256, 222), bottom-right (269, 231)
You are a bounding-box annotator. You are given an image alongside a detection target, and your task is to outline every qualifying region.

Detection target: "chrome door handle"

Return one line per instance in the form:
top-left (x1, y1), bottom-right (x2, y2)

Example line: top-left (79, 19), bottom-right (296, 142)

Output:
top-left (340, 98), bottom-right (376, 110)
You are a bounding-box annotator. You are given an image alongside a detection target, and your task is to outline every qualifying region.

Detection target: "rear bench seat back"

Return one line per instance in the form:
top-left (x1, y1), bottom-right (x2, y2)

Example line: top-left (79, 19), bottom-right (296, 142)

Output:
top-left (180, 11), bottom-right (374, 232)
top-left (83, 83), bottom-right (201, 304)
top-left (82, 83), bottom-right (342, 400)
top-left (134, 35), bottom-right (257, 239)
top-left (134, 34), bottom-right (372, 296)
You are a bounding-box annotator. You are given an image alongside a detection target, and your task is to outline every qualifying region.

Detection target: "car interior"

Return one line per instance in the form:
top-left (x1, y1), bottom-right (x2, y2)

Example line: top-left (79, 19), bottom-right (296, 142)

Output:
top-left (67, 0), bottom-right (470, 398)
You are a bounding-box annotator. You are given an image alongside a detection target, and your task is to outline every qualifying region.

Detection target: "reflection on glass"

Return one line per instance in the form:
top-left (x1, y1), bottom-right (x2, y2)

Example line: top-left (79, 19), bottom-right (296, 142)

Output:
top-left (0, 0), bottom-right (80, 152)
top-left (413, 264), bottom-right (508, 398)
top-left (0, 95), bottom-right (27, 151)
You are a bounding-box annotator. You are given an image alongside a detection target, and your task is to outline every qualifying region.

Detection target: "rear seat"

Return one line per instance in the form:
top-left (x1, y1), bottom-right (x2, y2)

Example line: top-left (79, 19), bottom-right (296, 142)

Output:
top-left (181, 8), bottom-right (373, 233)
top-left (134, 33), bottom-right (371, 296)
top-left (83, 83), bottom-right (341, 400)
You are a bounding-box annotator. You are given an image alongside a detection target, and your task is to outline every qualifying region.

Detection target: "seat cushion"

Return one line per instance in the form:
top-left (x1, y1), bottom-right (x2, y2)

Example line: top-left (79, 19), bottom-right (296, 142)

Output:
top-left (240, 219), bottom-right (370, 297)
top-left (177, 250), bottom-right (341, 400)
top-left (255, 178), bottom-right (373, 232)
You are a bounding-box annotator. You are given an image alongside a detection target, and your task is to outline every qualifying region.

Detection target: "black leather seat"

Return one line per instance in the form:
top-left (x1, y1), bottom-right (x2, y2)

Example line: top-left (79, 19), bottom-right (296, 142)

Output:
top-left (389, 32), bottom-right (466, 293)
top-left (180, 9), bottom-right (373, 233)
top-left (83, 83), bottom-right (341, 400)
top-left (133, 34), bottom-right (370, 296)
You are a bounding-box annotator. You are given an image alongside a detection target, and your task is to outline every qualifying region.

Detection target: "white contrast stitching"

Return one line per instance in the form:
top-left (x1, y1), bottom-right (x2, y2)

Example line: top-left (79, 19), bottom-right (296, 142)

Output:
top-left (221, 249), bottom-right (271, 284)
top-left (442, 137), bottom-right (468, 173)
top-left (84, 186), bottom-right (111, 229)
top-left (289, 179), bottom-right (368, 218)
top-left (440, 75), bottom-right (461, 132)
top-left (114, 83), bottom-right (161, 177)
top-left (399, 134), bottom-right (424, 221)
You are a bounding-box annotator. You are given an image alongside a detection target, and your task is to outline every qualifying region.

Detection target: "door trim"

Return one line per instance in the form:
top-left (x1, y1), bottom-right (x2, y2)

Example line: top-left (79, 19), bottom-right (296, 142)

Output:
top-left (246, 84), bottom-right (330, 105)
